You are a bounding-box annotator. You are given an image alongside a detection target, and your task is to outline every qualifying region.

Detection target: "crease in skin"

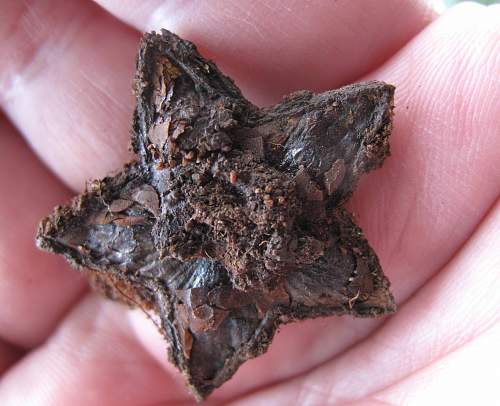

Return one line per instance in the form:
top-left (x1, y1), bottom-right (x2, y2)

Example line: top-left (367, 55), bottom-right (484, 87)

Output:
top-left (79, 69), bottom-right (131, 118)
top-left (388, 190), bottom-right (417, 271)
top-left (0, 339), bottom-right (23, 375)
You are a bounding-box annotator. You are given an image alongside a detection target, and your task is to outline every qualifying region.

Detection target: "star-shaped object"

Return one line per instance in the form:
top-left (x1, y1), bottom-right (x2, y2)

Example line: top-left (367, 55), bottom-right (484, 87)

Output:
top-left (37, 30), bottom-right (396, 400)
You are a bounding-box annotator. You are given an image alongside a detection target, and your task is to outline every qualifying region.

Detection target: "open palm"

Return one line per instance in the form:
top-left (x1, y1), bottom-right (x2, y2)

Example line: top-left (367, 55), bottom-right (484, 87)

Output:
top-left (0, 1), bottom-right (499, 405)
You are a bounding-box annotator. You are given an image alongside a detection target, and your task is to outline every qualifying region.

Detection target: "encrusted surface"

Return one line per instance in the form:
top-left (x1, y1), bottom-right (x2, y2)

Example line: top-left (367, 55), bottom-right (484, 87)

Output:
top-left (37, 29), bottom-right (396, 400)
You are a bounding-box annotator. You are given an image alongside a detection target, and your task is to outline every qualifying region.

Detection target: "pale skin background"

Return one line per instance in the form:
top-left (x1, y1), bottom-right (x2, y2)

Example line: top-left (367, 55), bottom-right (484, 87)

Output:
top-left (0, 1), bottom-right (499, 405)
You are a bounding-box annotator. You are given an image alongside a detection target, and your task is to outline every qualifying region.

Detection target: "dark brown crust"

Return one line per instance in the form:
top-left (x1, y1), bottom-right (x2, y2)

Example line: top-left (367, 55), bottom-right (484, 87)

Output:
top-left (36, 29), bottom-right (396, 400)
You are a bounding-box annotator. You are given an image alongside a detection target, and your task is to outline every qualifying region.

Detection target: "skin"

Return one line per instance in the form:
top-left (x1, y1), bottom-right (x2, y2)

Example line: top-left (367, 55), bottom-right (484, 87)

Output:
top-left (0, 0), bottom-right (499, 404)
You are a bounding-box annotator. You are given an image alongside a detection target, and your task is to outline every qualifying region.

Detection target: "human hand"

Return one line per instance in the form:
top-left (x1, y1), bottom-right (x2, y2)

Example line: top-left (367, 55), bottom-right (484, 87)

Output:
top-left (0, 1), bottom-right (499, 405)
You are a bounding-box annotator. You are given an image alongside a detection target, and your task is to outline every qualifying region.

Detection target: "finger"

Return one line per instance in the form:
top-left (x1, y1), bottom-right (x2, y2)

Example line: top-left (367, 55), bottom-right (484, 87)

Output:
top-left (0, 0), bottom-right (139, 191)
top-left (232, 196), bottom-right (500, 405)
top-left (0, 116), bottom-right (86, 348)
top-left (93, 0), bottom-right (436, 105)
top-left (128, 3), bottom-right (500, 401)
top-left (369, 328), bottom-right (499, 406)
top-left (351, 2), bottom-right (500, 300)
top-left (0, 294), bottom-right (193, 406)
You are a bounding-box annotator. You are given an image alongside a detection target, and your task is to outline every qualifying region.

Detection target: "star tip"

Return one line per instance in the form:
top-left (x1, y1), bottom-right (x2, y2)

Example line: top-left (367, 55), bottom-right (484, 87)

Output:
top-left (188, 383), bottom-right (214, 403)
top-left (377, 292), bottom-right (397, 315)
top-left (34, 234), bottom-right (55, 254)
top-left (384, 301), bottom-right (397, 315)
